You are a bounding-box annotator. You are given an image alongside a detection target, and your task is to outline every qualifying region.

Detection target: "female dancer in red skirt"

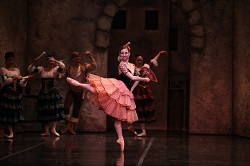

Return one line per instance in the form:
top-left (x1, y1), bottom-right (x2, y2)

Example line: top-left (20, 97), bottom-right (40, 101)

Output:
top-left (66, 42), bottom-right (150, 151)
top-left (128, 50), bottom-right (167, 137)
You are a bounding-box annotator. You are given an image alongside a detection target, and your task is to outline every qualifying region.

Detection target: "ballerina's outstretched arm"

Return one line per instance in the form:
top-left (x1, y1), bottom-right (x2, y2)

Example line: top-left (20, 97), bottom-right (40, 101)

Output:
top-left (66, 77), bottom-right (96, 93)
top-left (130, 81), bottom-right (139, 92)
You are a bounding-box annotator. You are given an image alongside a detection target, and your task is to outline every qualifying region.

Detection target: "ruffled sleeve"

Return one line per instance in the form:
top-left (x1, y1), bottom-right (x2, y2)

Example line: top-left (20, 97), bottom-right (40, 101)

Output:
top-left (118, 63), bottom-right (129, 74)
top-left (1, 68), bottom-right (13, 85)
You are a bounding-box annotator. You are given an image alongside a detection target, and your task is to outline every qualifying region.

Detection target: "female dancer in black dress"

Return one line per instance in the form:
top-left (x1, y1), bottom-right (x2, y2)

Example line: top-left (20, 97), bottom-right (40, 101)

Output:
top-left (28, 52), bottom-right (66, 137)
top-left (0, 52), bottom-right (31, 138)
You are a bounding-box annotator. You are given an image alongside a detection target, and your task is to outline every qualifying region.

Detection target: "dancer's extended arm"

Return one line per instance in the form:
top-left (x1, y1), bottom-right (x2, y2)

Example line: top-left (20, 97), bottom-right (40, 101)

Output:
top-left (130, 81), bottom-right (139, 92)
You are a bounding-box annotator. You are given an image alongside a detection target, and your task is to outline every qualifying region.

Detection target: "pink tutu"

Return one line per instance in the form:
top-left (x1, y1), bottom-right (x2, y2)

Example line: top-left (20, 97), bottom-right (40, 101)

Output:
top-left (86, 74), bottom-right (138, 124)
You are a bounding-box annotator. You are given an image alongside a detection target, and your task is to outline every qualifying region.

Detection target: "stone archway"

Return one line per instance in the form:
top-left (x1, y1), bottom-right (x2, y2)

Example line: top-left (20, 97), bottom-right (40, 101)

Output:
top-left (95, 0), bottom-right (204, 52)
top-left (94, 0), bottom-right (205, 131)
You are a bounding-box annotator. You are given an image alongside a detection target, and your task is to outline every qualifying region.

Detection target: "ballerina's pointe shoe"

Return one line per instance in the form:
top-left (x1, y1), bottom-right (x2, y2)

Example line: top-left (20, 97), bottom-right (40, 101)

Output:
top-left (4, 133), bottom-right (13, 139)
top-left (137, 132), bottom-right (147, 137)
top-left (51, 130), bottom-right (60, 137)
top-left (41, 132), bottom-right (50, 137)
top-left (66, 77), bottom-right (80, 86)
top-left (116, 138), bottom-right (125, 152)
top-left (128, 126), bottom-right (137, 135)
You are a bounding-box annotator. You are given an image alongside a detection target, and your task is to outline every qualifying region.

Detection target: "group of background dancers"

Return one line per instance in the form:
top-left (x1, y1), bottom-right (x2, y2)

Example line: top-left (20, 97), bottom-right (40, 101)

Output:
top-left (0, 42), bottom-right (167, 151)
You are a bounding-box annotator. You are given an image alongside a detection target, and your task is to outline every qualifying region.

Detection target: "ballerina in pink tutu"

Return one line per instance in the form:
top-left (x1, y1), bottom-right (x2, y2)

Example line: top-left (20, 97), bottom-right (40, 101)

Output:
top-left (66, 42), bottom-right (150, 151)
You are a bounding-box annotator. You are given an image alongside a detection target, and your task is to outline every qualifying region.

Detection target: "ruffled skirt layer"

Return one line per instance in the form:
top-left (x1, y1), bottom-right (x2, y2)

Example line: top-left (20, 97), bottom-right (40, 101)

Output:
top-left (86, 74), bottom-right (138, 124)
top-left (0, 85), bottom-right (24, 124)
top-left (133, 84), bottom-right (156, 123)
top-left (36, 87), bottom-right (65, 122)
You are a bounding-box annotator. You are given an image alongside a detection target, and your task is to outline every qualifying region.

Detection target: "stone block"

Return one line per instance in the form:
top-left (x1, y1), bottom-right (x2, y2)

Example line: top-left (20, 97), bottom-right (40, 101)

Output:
top-left (95, 31), bottom-right (110, 48)
top-left (103, 1), bottom-right (119, 17)
top-left (190, 25), bottom-right (204, 37)
top-left (97, 15), bottom-right (113, 32)
top-left (188, 10), bottom-right (201, 25)
top-left (190, 37), bottom-right (204, 49)
top-left (180, 0), bottom-right (195, 13)
top-left (112, 0), bottom-right (128, 7)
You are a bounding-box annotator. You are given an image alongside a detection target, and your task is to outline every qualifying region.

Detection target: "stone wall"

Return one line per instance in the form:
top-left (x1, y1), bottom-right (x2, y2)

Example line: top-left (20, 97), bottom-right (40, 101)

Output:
top-left (189, 0), bottom-right (233, 134)
top-left (25, 0), bottom-right (108, 132)
top-left (233, 0), bottom-right (250, 137)
top-left (0, 0), bottom-right (26, 74)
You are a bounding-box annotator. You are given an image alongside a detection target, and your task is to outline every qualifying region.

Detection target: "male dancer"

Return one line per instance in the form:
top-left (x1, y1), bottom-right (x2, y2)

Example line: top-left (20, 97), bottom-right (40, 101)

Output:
top-left (61, 51), bottom-right (97, 134)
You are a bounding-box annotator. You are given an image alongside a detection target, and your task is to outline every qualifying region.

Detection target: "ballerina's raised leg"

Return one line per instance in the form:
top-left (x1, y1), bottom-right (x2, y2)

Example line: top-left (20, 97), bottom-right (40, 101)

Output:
top-left (66, 77), bottom-right (96, 93)
top-left (66, 77), bottom-right (125, 151)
